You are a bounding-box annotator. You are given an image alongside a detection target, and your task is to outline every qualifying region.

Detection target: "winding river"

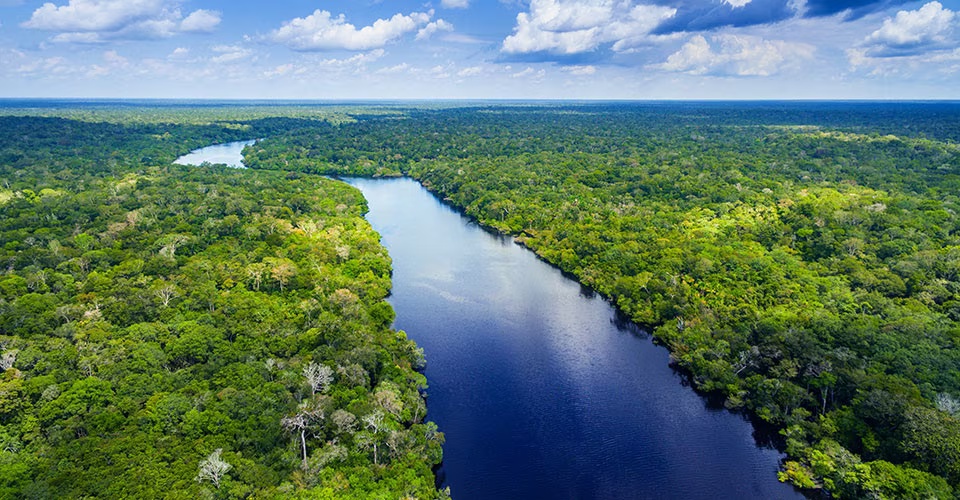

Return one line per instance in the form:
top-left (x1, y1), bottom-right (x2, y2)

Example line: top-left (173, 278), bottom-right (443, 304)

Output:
top-left (178, 142), bottom-right (804, 499)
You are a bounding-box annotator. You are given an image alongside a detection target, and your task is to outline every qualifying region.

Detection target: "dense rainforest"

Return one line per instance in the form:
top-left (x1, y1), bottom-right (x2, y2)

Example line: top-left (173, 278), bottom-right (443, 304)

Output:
top-left (0, 114), bottom-right (445, 499)
top-left (242, 102), bottom-right (960, 499)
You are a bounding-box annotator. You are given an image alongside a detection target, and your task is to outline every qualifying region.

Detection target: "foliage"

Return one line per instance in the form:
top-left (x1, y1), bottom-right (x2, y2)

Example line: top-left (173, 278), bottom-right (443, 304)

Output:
top-left (246, 103), bottom-right (960, 498)
top-left (0, 116), bottom-right (442, 499)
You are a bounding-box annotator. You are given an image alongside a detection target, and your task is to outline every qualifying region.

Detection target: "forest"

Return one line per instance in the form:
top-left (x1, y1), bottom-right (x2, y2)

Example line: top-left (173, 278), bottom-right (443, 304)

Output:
top-left (3, 101), bottom-right (960, 499)
top-left (0, 114), bottom-right (445, 499)
top-left (243, 102), bottom-right (960, 499)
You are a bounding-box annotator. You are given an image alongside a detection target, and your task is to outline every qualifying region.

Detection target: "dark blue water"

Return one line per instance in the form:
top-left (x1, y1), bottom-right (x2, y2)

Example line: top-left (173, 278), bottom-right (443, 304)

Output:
top-left (347, 177), bottom-right (805, 500)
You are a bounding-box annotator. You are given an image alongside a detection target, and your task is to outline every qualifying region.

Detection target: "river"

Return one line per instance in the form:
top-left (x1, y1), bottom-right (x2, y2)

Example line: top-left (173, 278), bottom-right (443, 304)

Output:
top-left (173, 139), bottom-right (256, 168)
top-left (177, 142), bottom-right (805, 500)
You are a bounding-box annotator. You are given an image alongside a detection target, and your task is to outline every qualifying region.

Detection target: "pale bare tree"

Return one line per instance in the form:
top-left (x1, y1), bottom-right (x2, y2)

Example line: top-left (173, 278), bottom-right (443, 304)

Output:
top-left (733, 346), bottom-right (760, 375)
top-left (281, 405), bottom-right (325, 468)
top-left (125, 210), bottom-right (140, 228)
top-left (153, 284), bottom-right (177, 307)
top-left (48, 239), bottom-right (62, 257)
top-left (297, 219), bottom-right (319, 236)
top-left (265, 258), bottom-right (296, 292)
top-left (374, 386), bottom-right (403, 419)
top-left (246, 263), bottom-right (266, 291)
top-left (0, 349), bottom-right (17, 371)
top-left (303, 362), bottom-right (333, 395)
top-left (361, 410), bottom-right (386, 465)
top-left (937, 393), bottom-right (960, 417)
top-left (195, 448), bottom-right (231, 489)
top-left (158, 234), bottom-right (191, 259)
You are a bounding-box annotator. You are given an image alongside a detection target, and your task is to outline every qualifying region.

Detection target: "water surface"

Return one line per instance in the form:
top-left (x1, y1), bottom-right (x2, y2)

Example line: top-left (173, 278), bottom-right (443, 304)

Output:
top-left (173, 139), bottom-right (255, 168)
top-left (347, 177), bottom-right (804, 500)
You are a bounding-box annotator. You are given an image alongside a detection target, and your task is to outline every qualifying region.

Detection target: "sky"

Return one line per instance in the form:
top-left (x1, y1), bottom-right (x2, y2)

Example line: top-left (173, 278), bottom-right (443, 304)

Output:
top-left (0, 0), bottom-right (957, 99)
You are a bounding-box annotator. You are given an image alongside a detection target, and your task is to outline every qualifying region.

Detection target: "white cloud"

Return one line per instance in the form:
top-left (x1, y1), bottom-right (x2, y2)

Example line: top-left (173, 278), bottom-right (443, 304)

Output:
top-left (443, 33), bottom-right (486, 44)
top-left (502, 0), bottom-right (676, 55)
top-left (51, 32), bottom-right (106, 43)
top-left (512, 66), bottom-right (536, 77)
top-left (16, 56), bottom-right (66, 74)
top-left (270, 9), bottom-right (432, 51)
top-left (180, 9), bottom-right (220, 33)
top-left (416, 19), bottom-right (454, 40)
top-left (22, 0), bottom-right (169, 32)
top-left (723, 0), bottom-right (752, 7)
top-left (263, 63), bottom-right (294, 78)
top-left (169, 47), bottom-right (189, 58)
top-left (457, 66), bottom-right (482, 77)
top-left (22, 0), bottom-right (220, 42)
top-left (103, 49), bottom-right (127, 65)
top-left (211, 44), bottom-right (252, 64)
top-left (377, 62), bottom-right (410, 74)
top-left (431, 64), bottom-right (450, 78)
top-left (441, 0), bottom-right (469, 8)
top-left (513, 67), bottom-right (546, 80)
top-left (562, 64), bottom-right (596, 75)
top-left (860, 1), bottom-right (956, 57)
top-left (83, 49), bottom-right (127, 77)
top-left (658, 34), bottom-right (814, 76)
top-left (317, 49), bottom-right (385, 67)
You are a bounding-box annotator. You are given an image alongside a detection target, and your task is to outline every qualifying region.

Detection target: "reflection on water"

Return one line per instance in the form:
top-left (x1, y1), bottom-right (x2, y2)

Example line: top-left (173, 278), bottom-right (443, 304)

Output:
top-left (347, 177), bottom-right (805, 500)
top-left (173, 140), bottom-right (256, 168)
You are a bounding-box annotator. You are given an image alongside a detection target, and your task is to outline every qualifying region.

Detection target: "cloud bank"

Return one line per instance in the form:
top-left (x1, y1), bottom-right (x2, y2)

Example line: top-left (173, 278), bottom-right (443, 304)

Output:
top-left (270, 9), bottom-right (441, 51)
top-left (21, 0), bottom-right (220, 42)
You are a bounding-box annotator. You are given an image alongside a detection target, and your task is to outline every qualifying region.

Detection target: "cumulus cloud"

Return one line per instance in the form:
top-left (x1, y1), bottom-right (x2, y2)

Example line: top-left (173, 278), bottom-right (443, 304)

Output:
top-left (859, 1), bottom-right (957, 57)
top-left (441, 0), bottom-right (469, 8)
top-left (21, 0), bottom-right (221, 42)
top-left (416, 19), bottom-right (454, 40)
top-left (270, 9), bottom-right (432, 51)
top-left (180, 9), bottom-right (220, 33)
top-left (657, 34), bottom-right (814, 76)
top-left (501, 0), bottom-right (677, 56)
top-left (22, 0), bottom-right (167, 32)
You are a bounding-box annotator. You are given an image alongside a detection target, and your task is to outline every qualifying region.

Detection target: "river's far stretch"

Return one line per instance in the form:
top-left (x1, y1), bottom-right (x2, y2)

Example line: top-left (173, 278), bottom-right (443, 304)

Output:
top-left (346, 177), bottom-right (804, 500)
top-left (171, 140), bottom-right (803, 499)
top-left (173, 139), bottom-right (256, 168)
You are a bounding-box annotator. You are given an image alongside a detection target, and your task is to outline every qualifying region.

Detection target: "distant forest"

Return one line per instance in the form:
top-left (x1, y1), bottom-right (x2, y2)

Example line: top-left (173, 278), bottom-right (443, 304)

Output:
top-left (1, 101), bottom-right (960, 499)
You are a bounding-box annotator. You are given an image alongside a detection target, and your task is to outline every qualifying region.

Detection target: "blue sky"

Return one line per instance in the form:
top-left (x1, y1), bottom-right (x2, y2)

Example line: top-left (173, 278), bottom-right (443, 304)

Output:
top-left (0, 0), bottom-right (957, 98)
